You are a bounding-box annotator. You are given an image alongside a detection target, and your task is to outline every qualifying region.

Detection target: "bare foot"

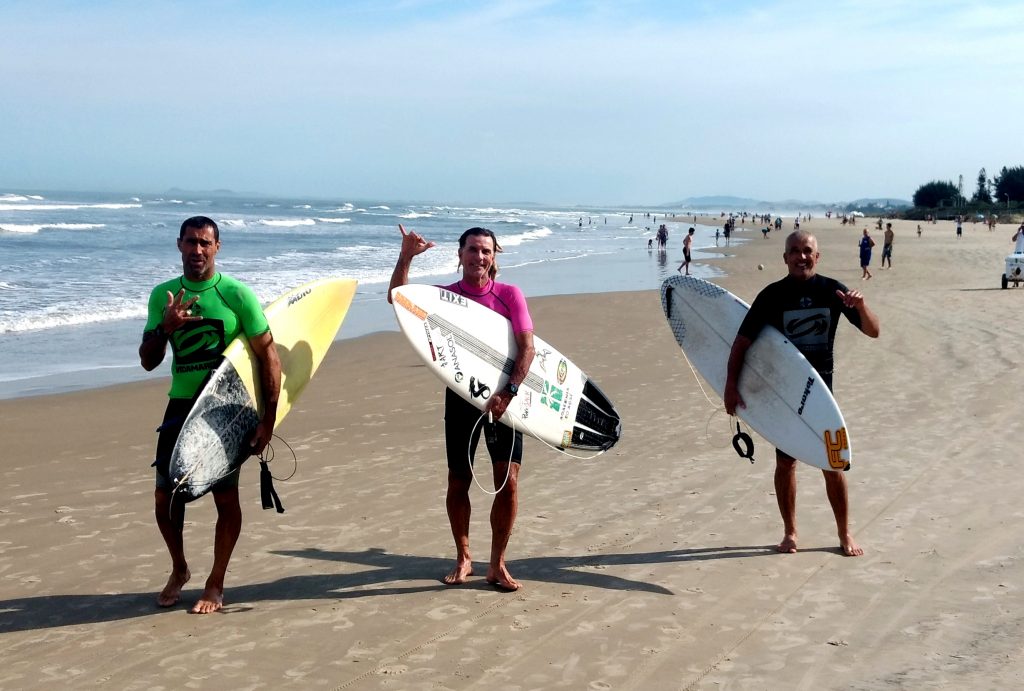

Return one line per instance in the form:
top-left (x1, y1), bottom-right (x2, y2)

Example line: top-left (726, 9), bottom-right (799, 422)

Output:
top-left (157, 568), bottom-right (190, 607)
top-left (840, 534), bottom-right (864, 557)
top-left (485, 564), bottom-right (520, 592)
top-left (443, 559), bottom-right (473, 585)
top-left (776, 535), bottom-right (798, 554)
top-left (190, 585), bottom-right (224, 614)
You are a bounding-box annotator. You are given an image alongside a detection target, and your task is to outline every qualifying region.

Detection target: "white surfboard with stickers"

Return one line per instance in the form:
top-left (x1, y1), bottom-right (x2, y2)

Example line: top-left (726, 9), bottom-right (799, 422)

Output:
top-left (391, 284), bottom-right (621, 452)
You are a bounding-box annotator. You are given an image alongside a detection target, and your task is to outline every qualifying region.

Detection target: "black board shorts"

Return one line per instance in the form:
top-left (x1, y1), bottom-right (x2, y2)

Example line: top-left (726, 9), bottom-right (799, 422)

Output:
top-left (153, 398), bottom-right (240, 492)
top-left (444, 388), bottom-right (523, 479)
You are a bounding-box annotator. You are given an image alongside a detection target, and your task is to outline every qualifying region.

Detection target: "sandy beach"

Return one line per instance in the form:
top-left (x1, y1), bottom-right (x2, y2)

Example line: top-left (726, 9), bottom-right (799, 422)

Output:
top-left (2, 216), bottom-right (1023, 689)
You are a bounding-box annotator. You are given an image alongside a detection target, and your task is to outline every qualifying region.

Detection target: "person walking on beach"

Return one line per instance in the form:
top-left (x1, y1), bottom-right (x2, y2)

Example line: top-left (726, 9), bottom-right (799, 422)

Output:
top-left (724, 230), bottom-right (880, 557)
top-left (859, 228), bottom-right (874, 279)
top-left (881, 223), bottom-right (894, 268)
top-left (956, 215), bottom-right (963, 239)
top-left (677, 227), bottom-right (696, 275)
top-left (1012, 223), bottom-right (1024, 254)
top-left (140, 216), bottom-right (281, 613)
top-left (388, 224), bottom-right (536, 592)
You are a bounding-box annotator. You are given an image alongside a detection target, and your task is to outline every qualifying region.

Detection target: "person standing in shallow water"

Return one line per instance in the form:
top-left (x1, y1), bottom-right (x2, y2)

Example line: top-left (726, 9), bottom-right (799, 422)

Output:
top-left (388, 224), bottom-right (536, 591)
top-left (724, 231), bottom-right (880, 557)
top-left (677, 227), bottom-right (696, 275)
top-left (140, 216), bottom-right (281, 614)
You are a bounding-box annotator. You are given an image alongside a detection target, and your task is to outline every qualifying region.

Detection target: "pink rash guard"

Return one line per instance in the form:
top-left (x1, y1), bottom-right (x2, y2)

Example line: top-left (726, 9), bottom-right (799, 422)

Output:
top-left (440, 279), bottom-right (533, 334)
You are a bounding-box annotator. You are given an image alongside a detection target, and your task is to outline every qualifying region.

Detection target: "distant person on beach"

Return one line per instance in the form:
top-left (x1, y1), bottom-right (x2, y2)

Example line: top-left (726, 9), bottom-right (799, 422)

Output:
top-left (656, 224), bottom-right (668, 250)
top-left (724, 230), bottom-right (880, 557)
top-left (1013, 223), bottom-right (1024, 254)
top-left (917, 224), bottom-right (922, 237)
top-left (881, 223), bottom-right (894, 268)
top-left (859, 229), bottom-right (874, 279)
top-left (956, 216), bottom-right (963, 238)
top-left (648, 238), bottom-right (653, 249)
top-left (677, 227), bottom-right (696, 275)
top-left (388, 224), bottom-right (535, 592)
top-left (139, 216), bottom-right (281, 614)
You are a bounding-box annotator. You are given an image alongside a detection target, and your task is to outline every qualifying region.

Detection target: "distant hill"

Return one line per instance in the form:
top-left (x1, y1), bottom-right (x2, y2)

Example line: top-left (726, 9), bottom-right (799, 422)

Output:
top-left (664, 195), bottom-right (911, 211)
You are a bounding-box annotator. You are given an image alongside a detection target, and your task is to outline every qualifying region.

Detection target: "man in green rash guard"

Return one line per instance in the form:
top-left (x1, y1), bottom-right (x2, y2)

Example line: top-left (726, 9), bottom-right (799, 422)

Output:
top-left (140, 216), bottom-right (281, 614)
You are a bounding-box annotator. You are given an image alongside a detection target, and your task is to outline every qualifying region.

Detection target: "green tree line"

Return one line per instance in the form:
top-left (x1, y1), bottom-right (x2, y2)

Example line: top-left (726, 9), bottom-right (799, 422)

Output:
top-left (913, 166), bottom-right (1024, 209)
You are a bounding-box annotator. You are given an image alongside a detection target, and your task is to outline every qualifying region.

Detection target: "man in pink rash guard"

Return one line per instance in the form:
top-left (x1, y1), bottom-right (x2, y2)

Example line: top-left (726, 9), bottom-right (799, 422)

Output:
top-left (388, 224), bottom-right (536, 591)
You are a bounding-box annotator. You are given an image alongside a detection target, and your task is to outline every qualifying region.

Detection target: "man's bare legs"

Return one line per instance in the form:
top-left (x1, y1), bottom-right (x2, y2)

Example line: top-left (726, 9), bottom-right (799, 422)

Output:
top-left (774, 452), bottom-right (799, 553)
top-left (190, 486), bottom-right (243, 614)
top-left (443, 472), bottom-right (474, 585)
top-left (486, 462), bottom-right (520, 591)
top-left (774, 450), bottom-right (864, 557)
top-left (154, 487), bottom-right (190, 607)
top-left (823, 469), bottom-right (864, 556)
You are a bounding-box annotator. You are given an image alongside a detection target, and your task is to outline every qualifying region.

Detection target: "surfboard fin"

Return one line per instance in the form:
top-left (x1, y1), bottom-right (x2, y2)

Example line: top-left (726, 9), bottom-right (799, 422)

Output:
top-left (260, 461), bottom-right (286, 513)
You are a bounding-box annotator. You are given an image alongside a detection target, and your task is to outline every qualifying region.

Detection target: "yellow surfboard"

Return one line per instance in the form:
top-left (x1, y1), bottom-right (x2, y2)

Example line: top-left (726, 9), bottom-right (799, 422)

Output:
top-left (169, 277), bottom-right (357, 501)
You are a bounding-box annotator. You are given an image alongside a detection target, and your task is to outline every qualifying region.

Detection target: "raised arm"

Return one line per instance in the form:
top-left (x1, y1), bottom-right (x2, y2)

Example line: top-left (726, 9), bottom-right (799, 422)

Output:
top-left (139, 289), bottom-right (199, 371)
top-left (836, 289), bottom-right (880, 338)
top-left (387, 224), bottom-right (435, 303)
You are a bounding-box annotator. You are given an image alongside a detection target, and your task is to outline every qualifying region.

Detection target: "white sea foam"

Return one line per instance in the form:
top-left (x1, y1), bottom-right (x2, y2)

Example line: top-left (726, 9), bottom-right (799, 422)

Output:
top-left (398, 211), bottom-right (434, 219)
top-left (0, 303), bottom-right (147, 334)
top-left (370, 205), bottom-right (390, 210)
top-left (258, 218), bottom-right (316, 227)
top-left (315, 217), bottom-right (352, 224)
top-left (499, 226), bottom-right (553, 247)
top-left (220, 219), bottom-right (247, 227)
top-left (0, 202), bottom-right (142, 212)
top-left (1, 222), bottom-right (106, 234)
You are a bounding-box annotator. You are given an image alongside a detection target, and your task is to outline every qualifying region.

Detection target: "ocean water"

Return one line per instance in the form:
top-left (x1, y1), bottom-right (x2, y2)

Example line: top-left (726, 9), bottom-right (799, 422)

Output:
top-left (0, 190), bottom-right (732, 398)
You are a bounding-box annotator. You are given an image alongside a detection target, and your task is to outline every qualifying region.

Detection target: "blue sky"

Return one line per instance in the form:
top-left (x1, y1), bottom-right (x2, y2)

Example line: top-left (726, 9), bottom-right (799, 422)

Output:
top-left (2, 0), bottom-right (1022, 205)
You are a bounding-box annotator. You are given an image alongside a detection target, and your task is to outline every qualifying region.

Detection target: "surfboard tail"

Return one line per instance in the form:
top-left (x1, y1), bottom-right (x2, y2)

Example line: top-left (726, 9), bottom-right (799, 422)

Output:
top-left (569, 379), bottom-right (622, 451)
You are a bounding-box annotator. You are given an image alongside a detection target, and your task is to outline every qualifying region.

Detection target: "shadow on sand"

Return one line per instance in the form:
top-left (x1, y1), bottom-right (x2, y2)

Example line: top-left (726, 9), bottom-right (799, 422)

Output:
top-left (0, 543), bottom-right (808, 633)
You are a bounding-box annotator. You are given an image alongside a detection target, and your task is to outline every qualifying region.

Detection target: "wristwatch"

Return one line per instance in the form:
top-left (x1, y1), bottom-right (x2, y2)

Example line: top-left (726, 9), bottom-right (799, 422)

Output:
top-left (504, 381), bottom-right (519, 397)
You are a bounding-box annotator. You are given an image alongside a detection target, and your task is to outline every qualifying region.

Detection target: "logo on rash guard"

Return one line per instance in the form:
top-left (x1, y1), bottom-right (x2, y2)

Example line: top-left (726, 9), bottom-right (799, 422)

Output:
top-left (172, 320), bottom-right (225, 364)
top-left (785, 313), bottom-right (828, 338)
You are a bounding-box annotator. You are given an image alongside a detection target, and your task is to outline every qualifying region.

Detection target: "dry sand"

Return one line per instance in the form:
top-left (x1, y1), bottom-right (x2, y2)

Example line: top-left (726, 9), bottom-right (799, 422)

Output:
top-left (2, 216), bottom-right (1023, 689)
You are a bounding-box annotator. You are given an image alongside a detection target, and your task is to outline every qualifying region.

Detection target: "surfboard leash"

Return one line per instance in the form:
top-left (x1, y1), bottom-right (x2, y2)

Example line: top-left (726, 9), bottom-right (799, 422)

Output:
top-left (257, 435), bottom-right (298, 514)
top-left (467, 412), bottom-right (514, 496)
top-left (676, 336), bottom-right (757, 464)
top-left (731, 420), bottom-right (755, 464)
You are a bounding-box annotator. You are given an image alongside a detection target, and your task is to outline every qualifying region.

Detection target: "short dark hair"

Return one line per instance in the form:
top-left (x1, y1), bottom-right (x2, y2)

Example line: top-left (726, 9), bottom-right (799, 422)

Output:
top-left (457, 227), bottom-right (502, 279)
top-left (179, 216), bottom-right (219, 240)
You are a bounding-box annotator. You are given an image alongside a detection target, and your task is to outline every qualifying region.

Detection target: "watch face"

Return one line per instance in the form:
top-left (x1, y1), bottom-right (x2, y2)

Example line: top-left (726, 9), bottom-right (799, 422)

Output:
top-left (507, 382), bottom-right (519, 395)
